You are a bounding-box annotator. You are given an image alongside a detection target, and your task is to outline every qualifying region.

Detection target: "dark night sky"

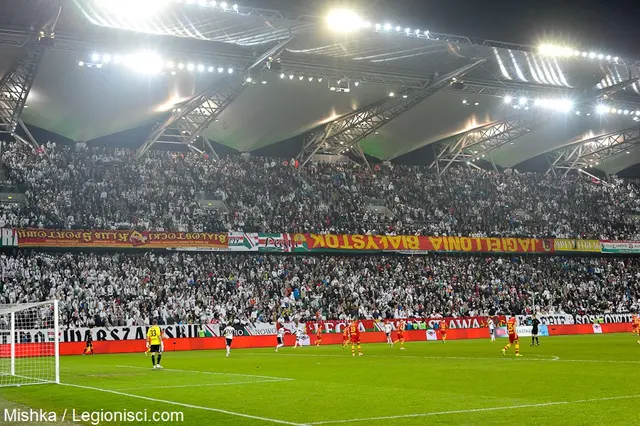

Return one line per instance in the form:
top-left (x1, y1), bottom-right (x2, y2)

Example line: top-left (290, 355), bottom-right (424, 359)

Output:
top-left (253, 0), bottom-right (640, 59)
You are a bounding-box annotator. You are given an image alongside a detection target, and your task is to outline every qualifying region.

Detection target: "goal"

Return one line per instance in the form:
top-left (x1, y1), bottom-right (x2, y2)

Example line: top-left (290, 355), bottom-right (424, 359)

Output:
top-left (0, 300), bottom-right (60, 387)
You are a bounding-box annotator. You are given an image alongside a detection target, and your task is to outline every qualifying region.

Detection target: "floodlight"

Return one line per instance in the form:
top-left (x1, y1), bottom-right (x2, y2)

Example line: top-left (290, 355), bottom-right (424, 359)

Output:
top-left (618, 109), bottom-right (623, 114)
top-left (606, 55), bottom-right (611, 60)
top-left (221, 2), bottom-right (227, 10)
top-left (96, 63), bottom-right (103, 69)
top-left (503, 95), bottom-right (512, 104)
top-left (187, 63), bottom-right (195, 71)
top-left (289, 74), bottom-right (294, 80)
top-left (178, 63), bottom-right (185, 69)
top-left (375, 23), bottom-right (381, 30)
top-left (581, 52), bottom-right (588, 57)
top-left (395, 26), bottom-right (401, 32)
top-left (103, 54), bottom-right (112, 63)
top-left (424, 30), bottom-right (429, 36)
top-left (228, 67), bottom-right (233, 74)
top-left (246, 77), bottom-right (252, 82)
top-left (208, 66), bottom-right (214, 72)
top-left (330, 86), bottom-right (336, 91)
top-left (199, 0), bottom-right (207, 6)
top-left (344, 88), bottom-right (351, 93)
top-left (538, 44), bottom-right (574, 57)
top-left (614, 56), bottom-right (619, 61)
top-left (197, 64), bottom-right (205, 72)
top-left (167, 61), bottom-right (174, 68)
top-left (597, 54), bottom-right (604, 59)
top-left (405, 28), bottom-right (410, 34)
top-left (611, 108), bottom-right (617, 113)
top-left (92, 53), bottom-right (100, 62)
top-left (126, 51), bottom-right (163, 75)
top-left (262, 80), bottom-right (267, 84)
top-left (636, 111), bottom-right (640, 115)
top-left (299, 75), bottom-right (304, 80)
top-left (389, 92), bottom-right (395, 97)
top-left (78, 61), bottom-right (84, 66)
top-left (114, 55), bottom-right (122, 64)
top-left (327, 9), bottom-right (366, 33)
top-left (210, 1), bottom-right (216, 6)
top-left (627, 151), bottom-right (631, 154)
top-left (232, 4), bottom-right (238, 11)
top-left (518, 97), bottom-right (527, 105)
top-left (403, 94), bottom-right (408, 99)
top-left (462, 99), bottom-right (468, 104)
top-left (415, 29), bottom-right (420, 36)
top-left (318, 78), bottom-right (323, 82)
top-left (171, 71), bottom-right (177, 75)
top-left (474, 101), bottom-right (479, 106)
top-left (383, 23), bottom-right (391, 31)
top-left (624, 110), bottom-right (629, 115)
top-left (363, 21), bottom-right (371, 28)
top-left (280, 73), bottom-right (285, 79)
top-left (308, 76), bottom-right (313, 81)
top-left (573, 50), bottom-right (580, 56)
top-left (217, 67), bottom-right (224, 73)
top-left (588, 52), bottom-right (596, 58)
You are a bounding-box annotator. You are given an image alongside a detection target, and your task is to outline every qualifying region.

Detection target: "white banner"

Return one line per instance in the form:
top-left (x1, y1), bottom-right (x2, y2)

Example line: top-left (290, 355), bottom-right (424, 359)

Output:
top-left (425, 329), bottom-right (438, 341)
top-left (592, 323), bottom-right (603, 334)
top-left (573, 313), bottom-right (633, 324)
top-left (515, 314), bottom-right (574, 325)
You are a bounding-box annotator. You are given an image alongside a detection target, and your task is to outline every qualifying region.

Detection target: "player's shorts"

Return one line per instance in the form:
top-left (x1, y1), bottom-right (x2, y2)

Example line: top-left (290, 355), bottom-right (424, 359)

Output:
top-left (531, 329), bottom-right (539, 336)
top-left (225, 338), bottom-right (233, 347)
top-left (385, 332), bottom-right (391, 337)
top-left (489, 328), bottom-right (495, 335)
top-left (350, 336), bottom-right (361, 344)
top-left (150, 344), bottom-right (161, 353)
top-left (397, 332), bottom-right (404, 340)
top-left (277, 337), bottom-right (283, 345)
top-left (85, 343), bottom-right (93, 348)
top-left (508, 334), bottom-right (519, 344)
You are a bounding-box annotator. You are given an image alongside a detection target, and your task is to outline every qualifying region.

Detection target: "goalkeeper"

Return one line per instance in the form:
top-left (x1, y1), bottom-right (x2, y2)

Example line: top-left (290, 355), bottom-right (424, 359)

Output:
top-left (146, 319), bottom-right (165, 369)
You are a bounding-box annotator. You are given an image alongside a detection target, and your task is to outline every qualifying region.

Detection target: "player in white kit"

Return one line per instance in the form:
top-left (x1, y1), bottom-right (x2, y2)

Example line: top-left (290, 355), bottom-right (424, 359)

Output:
top-left (488, 318), bottom-right (496, 342)
top-left (383, 321), bottom-right (393, 346)
top-left (223, 325), bottom-right (235, 357)
top-left (275, 327), bottom-right (285, 352)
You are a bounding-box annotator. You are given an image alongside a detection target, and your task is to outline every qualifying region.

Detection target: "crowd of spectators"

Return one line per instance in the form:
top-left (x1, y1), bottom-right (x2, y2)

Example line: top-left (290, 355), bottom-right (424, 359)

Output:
top-left (1, 251), bottom-right (637, 328)
top-left (2, 142), bottom-right (640, 239)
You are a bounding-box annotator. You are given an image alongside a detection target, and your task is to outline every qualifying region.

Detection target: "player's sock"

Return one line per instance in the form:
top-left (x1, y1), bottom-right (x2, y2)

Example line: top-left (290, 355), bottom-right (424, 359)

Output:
top-left (400, 340), bottom-right (404, 348)
top-left (535, 337), bottom-right (539, 345)
top-left (503, 343), bottom-right (511, 351)
top-left (515, 342), bottom-right (520, 354)
top-left (151, 355), bottom-right (155, 366)
top-left (351, 344), bottom-right (355, 356)
top-left (357, 344), bottom-right (362, 354)
top-left (531, 336), bottom-right (534, 345)
top-left (157, 354), bottom-right (162, 365)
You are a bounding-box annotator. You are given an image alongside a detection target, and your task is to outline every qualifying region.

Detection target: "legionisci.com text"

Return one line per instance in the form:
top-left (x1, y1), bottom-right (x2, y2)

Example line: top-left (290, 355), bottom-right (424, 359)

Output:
top-left (4, 408), bottom-right (184, 424)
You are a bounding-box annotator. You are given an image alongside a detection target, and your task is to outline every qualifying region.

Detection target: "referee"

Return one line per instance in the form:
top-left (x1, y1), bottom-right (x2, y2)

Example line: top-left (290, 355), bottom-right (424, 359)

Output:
top-left (531, 315), bottom-right (540, 346)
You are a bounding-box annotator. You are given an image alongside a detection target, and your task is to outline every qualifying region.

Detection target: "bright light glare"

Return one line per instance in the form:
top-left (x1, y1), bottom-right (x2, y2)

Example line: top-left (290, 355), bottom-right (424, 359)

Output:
top-left (197, 64), bottom-right (205, 72)
top-left (94, 0), bottom-right (171, 16)
top-left (595, 104), bottom-right (609, 114)
top-left (518, 97), bottom-right (527, 105)
top-left (538, 44), bottom-right (574, 57)
top-left (103, 54), bottom-right (112, 63)
top-left (383, 23), bottom-right (391, 31)
top-left (124, 51), bottom-right (163, 75)
top-left (503, 95), bottom-right (512, 104)
top-left (187, 63), bottom-right (195, 71)
top-left (92, 53), bottom-right (100, 62)
top-left (327, 9), bottom-right (366, 32)
top-left (535, 98), bottom-right (573, 112)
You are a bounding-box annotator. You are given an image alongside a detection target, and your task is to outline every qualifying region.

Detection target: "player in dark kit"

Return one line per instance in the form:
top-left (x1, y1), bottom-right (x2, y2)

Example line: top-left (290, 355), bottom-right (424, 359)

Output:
top-left (82, 333), bottom-right (94, 355)
top-left (531, 315), bottom-right (540, 346)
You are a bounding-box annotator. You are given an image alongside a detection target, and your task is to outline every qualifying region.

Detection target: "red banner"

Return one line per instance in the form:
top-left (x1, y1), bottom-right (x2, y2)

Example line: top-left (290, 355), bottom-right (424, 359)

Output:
top-left (16, 229), bottom-right (228, 249)
top-left (306, 316), bottom-right (505, 333)
top-left (304, 234), bottom-right (554, 253)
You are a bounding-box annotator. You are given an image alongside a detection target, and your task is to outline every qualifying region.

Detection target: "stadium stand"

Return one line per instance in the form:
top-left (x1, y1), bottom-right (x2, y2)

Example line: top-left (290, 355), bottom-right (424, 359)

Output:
top-left (2, 141), bottom-right (640, 239)
top-left (1, 251), bottom-right (637, 328)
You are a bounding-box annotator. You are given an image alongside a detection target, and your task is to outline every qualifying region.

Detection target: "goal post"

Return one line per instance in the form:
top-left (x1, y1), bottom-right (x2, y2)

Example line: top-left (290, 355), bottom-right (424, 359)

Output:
top-left (0, 300), bottom-right (60, 387)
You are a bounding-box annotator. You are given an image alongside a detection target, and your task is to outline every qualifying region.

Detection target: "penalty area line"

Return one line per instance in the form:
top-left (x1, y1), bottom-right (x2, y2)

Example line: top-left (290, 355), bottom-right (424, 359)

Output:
top-left (308, 394), bottom-right (640, 425)
top-left (116, 364), bottom-right (294, 381)
top-left (60, 382), bottom-right (307, 426)
top-left (114, 379), bottom-right (288, 391)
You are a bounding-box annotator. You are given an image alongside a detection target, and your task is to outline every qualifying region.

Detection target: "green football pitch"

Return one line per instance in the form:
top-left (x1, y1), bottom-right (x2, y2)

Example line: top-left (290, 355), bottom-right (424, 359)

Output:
top-left (1, 334), bottom-right (639, 425)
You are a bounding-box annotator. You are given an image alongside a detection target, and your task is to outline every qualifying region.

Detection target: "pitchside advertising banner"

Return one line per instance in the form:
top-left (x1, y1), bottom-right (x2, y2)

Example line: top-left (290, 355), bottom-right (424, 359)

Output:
top-left (600, 240), bottom-right (640, 254)
top-left (4, 312), bottom-right (633, 344)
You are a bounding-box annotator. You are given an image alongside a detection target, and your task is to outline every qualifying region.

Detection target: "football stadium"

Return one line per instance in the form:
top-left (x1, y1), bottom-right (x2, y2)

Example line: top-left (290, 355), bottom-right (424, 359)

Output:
top-left (1, 0), bottom-right (640, 425)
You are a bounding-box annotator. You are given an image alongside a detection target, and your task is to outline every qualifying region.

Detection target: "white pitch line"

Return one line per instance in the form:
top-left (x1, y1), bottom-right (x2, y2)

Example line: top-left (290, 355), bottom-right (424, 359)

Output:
top-left (308, 394), bottom-right (640, 425)
top-left (116, 364), bottom-right (294, 381)
top-left (114, 379), bottom-right (287, 391)
top-left (60, 382), bottom-right (306, 426)
top-left (245, 352), bottom-right (640, 364)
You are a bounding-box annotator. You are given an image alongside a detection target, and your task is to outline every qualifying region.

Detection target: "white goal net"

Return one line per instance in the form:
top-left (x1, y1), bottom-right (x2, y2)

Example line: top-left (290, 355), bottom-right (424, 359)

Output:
top-left (0, 300), bottom-right (59, 387)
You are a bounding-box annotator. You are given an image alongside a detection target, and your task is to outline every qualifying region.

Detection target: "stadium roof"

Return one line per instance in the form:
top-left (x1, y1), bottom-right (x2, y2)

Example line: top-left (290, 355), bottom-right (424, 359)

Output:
top-left (2, 0), bottom-right (640, 176)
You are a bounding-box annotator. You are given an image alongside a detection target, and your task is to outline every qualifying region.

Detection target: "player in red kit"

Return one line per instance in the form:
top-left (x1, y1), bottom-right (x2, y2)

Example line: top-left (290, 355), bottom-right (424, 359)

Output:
top-left (315, 322), bottom-right (323, 346)
top-left (439, 320), bottom-right (448, 343)
top-left (342, 325), bottom-right (350, 349)
top-left (502, 317), bottom-right (522, 357)
top-left (393, 320), bottom-right (406, 350)
top-left (349, 320), bottom-right (363, 357)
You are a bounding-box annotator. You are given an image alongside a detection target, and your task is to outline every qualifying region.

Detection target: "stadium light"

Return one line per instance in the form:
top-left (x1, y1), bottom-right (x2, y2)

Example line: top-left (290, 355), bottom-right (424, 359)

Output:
top-left (246, 77), bottom-right (252, 83)
top-left (299, 75), bottom-right (304, 80)
top-left (187, 63), bottom-right (195, 71)
top-left (92, 53), bottom-right (101, 62)
top-left (208, 66), bottom-right (214, 72)
top-left (375, 23), bottom-right (381, 31)
top-left (166, 61), bottom-right (174, 68)
top-left (178, 63), bottom-right (185, 69)
top-left (289, 74), bottom-right (294, 80)
top-left (232, 3), bottom-right (238, 11)
top-left (327, 9), bottom-right (366, 32)
top-left (395, 26), bottom-right (401, 32)
top-left (78, 61), bottom-right (84, 66)
top-left (503, 95), bottom-right (512, 104)
top-left (221, 2), bottom-right (228, 10)
top-left (518, 97), bottom-right (527, 105)
top-left (228, 67), bottom-right (233, 74)
top-left (538, 44), bottom-right (574, 57)
top-left (197, 64), bottom-right (205, 72)
top-left (389, 92), bottom-right (395, 97)
top-left (217, 67), bottom-right (224, 73)
top-left (280, 73), bottom-right (285, 79)
top-left (103, 54), bottom-right (112, 64)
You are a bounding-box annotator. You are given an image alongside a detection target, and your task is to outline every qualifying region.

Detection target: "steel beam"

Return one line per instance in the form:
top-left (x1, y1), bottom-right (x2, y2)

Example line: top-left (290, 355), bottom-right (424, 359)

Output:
top-left (0, 2), bottom-right (60, 149)
top-left (137, 37), bottom-right (294, 159)
top-left (545, 127), bottom-right (640, 177)
top-left (297, 59), bottom-right (486, 169)
top-left (431, 115), bottom-right (546, 175)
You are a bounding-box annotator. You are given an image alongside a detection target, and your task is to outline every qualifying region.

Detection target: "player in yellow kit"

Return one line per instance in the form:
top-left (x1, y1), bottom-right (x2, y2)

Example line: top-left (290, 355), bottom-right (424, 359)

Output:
top-left (502, 317), bottom-right (522, 357)
top-left (147, 319), bottom-right (165, 369)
